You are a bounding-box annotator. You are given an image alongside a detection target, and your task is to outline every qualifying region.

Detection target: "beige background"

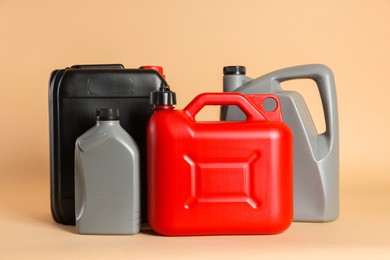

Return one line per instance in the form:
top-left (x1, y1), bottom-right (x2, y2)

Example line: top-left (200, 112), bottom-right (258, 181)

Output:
top-left (1, 0), bottom-right (390, 258)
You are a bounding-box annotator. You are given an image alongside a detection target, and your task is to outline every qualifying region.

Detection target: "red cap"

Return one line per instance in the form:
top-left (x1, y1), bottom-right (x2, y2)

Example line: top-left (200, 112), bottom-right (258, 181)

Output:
top-left (141, 65), bottom-right (165, 78)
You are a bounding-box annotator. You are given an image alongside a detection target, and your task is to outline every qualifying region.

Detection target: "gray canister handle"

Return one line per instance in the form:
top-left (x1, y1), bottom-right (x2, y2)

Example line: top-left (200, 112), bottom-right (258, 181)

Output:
top-left (265, 64), bottom-right (338, 141)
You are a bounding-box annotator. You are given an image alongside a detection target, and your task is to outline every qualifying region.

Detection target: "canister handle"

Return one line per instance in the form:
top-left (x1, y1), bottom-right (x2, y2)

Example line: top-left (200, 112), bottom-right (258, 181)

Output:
top-left (266, 64), bottom-right (338, 139)
top-left (185, 92), bottom-right (279, 122)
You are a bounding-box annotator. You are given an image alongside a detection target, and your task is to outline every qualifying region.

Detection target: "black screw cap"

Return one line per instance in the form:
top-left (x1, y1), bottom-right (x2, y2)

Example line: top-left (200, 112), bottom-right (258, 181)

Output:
top-left (150, 85), bottom-right (177, 106)
top-left (96, 108), bottom-right (120, 121)
top-left (223, 66), bottom-right (246, 75)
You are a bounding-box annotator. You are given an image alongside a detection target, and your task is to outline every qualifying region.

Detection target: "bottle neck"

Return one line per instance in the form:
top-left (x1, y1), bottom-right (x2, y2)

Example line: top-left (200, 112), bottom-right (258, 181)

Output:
top-left (96, 120), bottom-right (120, 126)
top-left (152, 105), bottom-right (174, 111)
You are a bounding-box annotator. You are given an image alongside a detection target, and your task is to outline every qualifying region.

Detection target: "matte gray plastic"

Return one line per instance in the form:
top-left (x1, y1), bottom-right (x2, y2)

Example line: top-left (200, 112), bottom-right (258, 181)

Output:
top-left (75, 120), bottom-right (141, 234)
top-left (222, 64), bottom-right (339, 222)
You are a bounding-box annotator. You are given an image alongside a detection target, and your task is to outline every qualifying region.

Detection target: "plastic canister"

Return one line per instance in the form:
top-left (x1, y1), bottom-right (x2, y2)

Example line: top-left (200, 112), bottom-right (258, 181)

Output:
top-left (147, 90), bottom-right (293, 235)
top-left (221, 64), bottom-right (339, 222)
top-left (49, 64), bottom-right (167, 225)
top-left (75, 108), bottom-right (140, 234)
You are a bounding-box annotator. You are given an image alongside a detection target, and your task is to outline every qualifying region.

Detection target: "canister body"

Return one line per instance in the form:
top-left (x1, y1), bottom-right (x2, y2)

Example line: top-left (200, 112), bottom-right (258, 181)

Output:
top-left (147, 93), bottom-right (293, 235)
top-left (222, 64), bottom-right (339, 222)
top-left (75, 118), bottom-right (141, 235)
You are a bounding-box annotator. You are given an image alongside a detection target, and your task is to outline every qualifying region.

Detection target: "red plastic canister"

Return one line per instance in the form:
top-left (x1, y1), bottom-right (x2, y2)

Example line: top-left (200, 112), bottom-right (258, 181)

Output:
top-left (147, 92), bottom-right (293, 236)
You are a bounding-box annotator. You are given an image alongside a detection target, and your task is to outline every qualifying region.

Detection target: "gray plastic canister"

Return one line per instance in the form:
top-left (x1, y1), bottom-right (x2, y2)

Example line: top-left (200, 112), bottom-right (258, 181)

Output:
top-left (75, 108), bottom-right (141, 234)
top-left (221, 64), bottom-right (339, 222)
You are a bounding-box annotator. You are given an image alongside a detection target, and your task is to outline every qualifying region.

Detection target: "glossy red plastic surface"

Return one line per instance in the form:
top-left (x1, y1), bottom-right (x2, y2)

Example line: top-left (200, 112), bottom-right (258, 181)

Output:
top-left (141, 65), bottom-right (165, 78)
top-left (147, 93), bottom-right (293, 236)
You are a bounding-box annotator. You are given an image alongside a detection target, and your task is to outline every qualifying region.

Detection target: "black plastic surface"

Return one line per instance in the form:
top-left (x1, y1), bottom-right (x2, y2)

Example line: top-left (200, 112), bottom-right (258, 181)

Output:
top-left (223, 66), bottom-right (246, 75)
top-left (49, 64), bottom-right (167, 225)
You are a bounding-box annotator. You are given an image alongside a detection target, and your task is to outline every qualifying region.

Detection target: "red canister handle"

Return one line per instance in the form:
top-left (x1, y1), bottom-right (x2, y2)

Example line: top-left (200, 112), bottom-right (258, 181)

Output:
top-left (185, 92), bottom-right (278, 122)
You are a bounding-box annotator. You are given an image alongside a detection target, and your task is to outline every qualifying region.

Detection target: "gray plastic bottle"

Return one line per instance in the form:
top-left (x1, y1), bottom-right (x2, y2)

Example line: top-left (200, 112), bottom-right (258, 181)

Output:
top-left (75, 108), bottom-right (141, 234)
top-left (221, 64), bottom-right (339, 222)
